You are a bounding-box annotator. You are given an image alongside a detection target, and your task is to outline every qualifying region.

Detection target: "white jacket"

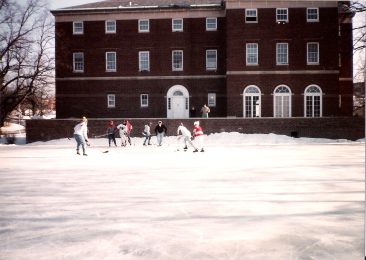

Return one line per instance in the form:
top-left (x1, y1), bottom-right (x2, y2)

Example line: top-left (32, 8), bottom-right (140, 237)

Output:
top-left (74, 122), bottom-right (88, 140)
top-left (144, 124), bottom-right (151, 135)
top-left (117, 124), bottom-right (127, 135)
top-left (177, 125), bottom-right (191, 138)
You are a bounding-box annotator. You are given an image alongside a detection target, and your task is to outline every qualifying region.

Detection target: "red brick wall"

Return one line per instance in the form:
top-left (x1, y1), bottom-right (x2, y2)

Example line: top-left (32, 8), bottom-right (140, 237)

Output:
top-left (26, 117), bottom-right (364, 143)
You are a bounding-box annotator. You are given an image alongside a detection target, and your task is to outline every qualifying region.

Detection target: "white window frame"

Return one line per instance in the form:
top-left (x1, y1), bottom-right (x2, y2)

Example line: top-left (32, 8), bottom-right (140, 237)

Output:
top-left (245, 9), bottom-right (258, 23)
top-left (105, 52), bottom-right (116, 72)
top-left (206, 49), bottom-right (217, 70)
top-left (140, 94), bottom-right (149, 107)
top-left (307, 8), bottom-right (319, 22)
top-left (276, 8), bottom-right (288, 23)
top-left (138, 19), bottom-right (149, 32)
top-left (307, 42), bottom-right (319, 65)
top-left (208, 93), bottom-right (216, 107)
top-left (172, 18), bottom-right (183, 32)
top-left (107, 94), bottom-right (115, 108)
top-left (172, 50), bottom-right (183, 71)
top-left (243, 85), bottom-right (261, 118)
top-left (139, 51), bottom-right (150, 72)
top-left (105, 20), bottom-right (116, 33)
top-left (276, 43), bottom-right (288, 65)
top-left (73, 52), bottom-right (84, 72)
top-left (73, 21), bottom-right (84, 34)
top-left (206, 17), bottom-right (217, 31)
top-left (304, 85), bottom-right (322, 117)
top-left (246, 43), bottom-right (258, 65)
top-left (273, 85), bottom-right (292, 118)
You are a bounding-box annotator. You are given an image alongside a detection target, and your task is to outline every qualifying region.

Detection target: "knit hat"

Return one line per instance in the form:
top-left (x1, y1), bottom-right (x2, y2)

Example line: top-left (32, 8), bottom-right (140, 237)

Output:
top-left (194, 121), bottom-right (199, 126)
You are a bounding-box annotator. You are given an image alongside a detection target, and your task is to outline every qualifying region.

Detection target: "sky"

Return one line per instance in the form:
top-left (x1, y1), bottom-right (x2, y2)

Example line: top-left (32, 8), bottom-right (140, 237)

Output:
top-left (49, 0), bottom-right (101, 9)
top-left (0, 125), bottom-right (364, 259)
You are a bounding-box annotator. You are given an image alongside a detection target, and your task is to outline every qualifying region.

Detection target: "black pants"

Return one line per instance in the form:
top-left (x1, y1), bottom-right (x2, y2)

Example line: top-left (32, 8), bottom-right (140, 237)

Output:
top-left (108, 134), bottom-right (116, 146)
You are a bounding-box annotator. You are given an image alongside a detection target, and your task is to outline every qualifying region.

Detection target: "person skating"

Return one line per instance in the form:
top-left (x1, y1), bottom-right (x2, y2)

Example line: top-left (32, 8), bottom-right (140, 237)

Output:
top-left (192, 121), bottom-right (205, 152)
top-left (107, 120), bottom-right (117, 147)
top-left (116, 121), bottom-right (128, 146)
top-left (142, 122), bottom-right (152, 145)
top-left (124, 120), bottom-right (133, 145)
top-left (73, 116), bottom-right (90, 156)
top-left (177, 122), bottom-right (197, 151)
top-left (154, 120), bottom-right (167, 146)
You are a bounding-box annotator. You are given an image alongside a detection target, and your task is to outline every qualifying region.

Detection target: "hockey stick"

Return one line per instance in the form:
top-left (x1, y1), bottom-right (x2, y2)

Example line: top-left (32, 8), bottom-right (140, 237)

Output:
top-left (68, 137), bottom-right (108, 153)
top-left (93, 133), bottom-right (108, 138)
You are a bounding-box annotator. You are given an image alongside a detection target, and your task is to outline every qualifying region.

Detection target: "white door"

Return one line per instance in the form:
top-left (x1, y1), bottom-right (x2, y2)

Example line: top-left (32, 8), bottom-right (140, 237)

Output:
top-left (167, 85), bottom-right (189, 119)
top-left (171, 96), bottom-right (186, 118)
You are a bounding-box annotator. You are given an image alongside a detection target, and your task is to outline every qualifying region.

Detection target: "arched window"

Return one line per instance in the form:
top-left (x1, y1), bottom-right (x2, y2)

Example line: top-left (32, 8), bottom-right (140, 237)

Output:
top-left (304, 85), bottom-right (322, 117)
top-left (173, 90), bottom-right (184, 96)
top-left (273, 85), bottom-right (292, 117)
top-left (243, 85), bottom-right (261, 117)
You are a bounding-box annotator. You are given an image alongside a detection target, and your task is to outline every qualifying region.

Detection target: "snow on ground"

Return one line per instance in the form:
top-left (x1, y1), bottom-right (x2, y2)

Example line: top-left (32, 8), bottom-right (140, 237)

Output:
top-left (0, 133), bottom-right (364, 259)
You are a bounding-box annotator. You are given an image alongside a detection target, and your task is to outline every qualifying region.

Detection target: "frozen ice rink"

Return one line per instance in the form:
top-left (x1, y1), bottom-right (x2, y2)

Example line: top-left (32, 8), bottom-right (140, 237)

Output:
top-left (0, 134), bottom-right (364, 259)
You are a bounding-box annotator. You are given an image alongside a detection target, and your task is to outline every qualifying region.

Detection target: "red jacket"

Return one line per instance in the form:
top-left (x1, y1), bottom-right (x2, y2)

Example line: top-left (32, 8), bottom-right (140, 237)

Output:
top-left (193, 126), bottom-right (203, 137)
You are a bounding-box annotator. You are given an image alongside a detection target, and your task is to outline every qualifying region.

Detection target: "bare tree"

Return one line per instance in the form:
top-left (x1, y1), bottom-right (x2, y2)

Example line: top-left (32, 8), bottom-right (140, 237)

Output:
top-left (0, 0), bottom-right (54, 127)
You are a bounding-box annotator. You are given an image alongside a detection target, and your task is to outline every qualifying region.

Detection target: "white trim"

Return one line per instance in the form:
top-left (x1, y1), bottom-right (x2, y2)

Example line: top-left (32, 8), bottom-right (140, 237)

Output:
top-left (138, 19), bottom-right (149, 32)
top-left (304, 84), bottom-right (322, 117)
top-left (57, 75), bottom-right (226, 81)
top-left (139, 51), bottom-right (150, 72)
top-left (73, 21), bottom-right (84, 34)
top-left (206, 49), bottom-right (217, 70)
top-left (306, 8), bottom-right (319, 22)
top-left (276, 8), bottom-right (288, 23)
top-left (276, 42), bottom-right (288, 65)
top-left (172, 18), bottom-right (183, 32)
top-left (227, 70), bottom-right (338, 75)
top-left (140, 94), bottom-right (149, 107)
top-left (107, 94), bottom-right (115, 108)
top-left (105, 52), bottom-right (117, 72)
top-left (172, 50), bottom-right (183, 71)
top-left (246, 43), bottom-right (258, 65)
top-left (105, 20), bottom-right (116, 33)
top-left (245, 9), bottom-right (258, 23)
top-left (73, 52), bottom-right (84, 72)
top-left (243, 85), bottom-right (261, 118)
top-left (273, 85), bottom-right (292, 118)
top-left (206, 17), bottom-right (217, 31)
top-left (307, 42), bottom-right (319, 65)
top-left (167, 85), bottom-right (189, 119)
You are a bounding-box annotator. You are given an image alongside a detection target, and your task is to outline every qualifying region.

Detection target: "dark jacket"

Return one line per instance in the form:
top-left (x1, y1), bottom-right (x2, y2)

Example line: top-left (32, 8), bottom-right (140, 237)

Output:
top-left (155, 124), bottom-right (167, 134)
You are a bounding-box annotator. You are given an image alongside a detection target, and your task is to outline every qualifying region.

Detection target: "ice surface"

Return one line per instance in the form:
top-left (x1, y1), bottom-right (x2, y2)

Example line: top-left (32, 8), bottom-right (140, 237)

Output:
top-left (0, 133), bottom-right (364, 259)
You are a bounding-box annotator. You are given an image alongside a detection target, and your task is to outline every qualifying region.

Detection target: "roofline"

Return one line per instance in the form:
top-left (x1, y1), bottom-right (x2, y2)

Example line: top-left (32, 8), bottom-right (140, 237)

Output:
top-left (51, 3), bottom-right (224, 15)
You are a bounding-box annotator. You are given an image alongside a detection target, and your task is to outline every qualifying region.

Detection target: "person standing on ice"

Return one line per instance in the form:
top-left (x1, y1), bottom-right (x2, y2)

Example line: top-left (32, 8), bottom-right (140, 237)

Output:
top-left (73, 116), bottom-right (90, 156)
top-left (142, 122), bottom-right (152, 146)
top-left (154, 120), bottom-right (167, 146)
top-left (124, 120), bottom-right (133, 145)
top-left (106, 120), bottom-right (117, 147)
top-left (116, 122), bottom-right (128, 146)
top-left (177, 122), bottom-right (197, 151)
top-left (192, 121), bottom-right (204, 152)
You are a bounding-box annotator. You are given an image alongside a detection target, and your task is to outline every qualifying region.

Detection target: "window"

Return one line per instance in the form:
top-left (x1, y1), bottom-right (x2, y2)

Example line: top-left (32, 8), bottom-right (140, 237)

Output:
top-left (206, 17), bottom-right (217, 31)
top-left (276, 43), bottom-right (288, 65)
top-left (208, 93), bottom-right (216, 107)
top-left (307, 42), bottom-right (319, 65)
top-left (304, 85), bottom-right (322, 117)
top-left (307, 8), bottom-right (319, 22)
top-left (73, 21), bottom-right (83, 34)
top-left (276, 8), bottom-right (288, 23)
top-left (73, 52), bottom-right (84, 72)
top-left (139, 19), bottom-right (149, 32)
top-left (243, 86), bottom-right (261, 117)
top-left (107, 94), bottom-right (115, 108)
top-left (172, 50), bottom-right (183, 71)
top-left (139, 51), bottom-right (150, 71)
top-left (172, 18), bottom-right (183, 32)
top-left (245, 9), bottom-right (258, 23)
top-left (273, 85), bottom-right (291, 117)
top-left (105, 20), bottom-right (116, 33)
top-left (141, 94), bottom-right (148, 107)
top-left (106, 52), bottom-right (116, 72)
top-left (246, 43), bottom-right (258, 65)
top-left (206, 50), bottom-right (217, 70)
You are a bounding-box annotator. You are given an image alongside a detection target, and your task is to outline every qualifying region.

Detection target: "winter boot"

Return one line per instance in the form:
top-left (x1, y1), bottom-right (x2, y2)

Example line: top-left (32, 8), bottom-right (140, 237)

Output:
top-left (200, 148), bottom-right (205, 152)
top-left (83, 153), bottom-right (88, 156)
top-left (77, 150), bottom-right (80, 155)
top-left (193, 149), bottom-right (199, 153)
top-left (183, 146), bottom-right (188, 150)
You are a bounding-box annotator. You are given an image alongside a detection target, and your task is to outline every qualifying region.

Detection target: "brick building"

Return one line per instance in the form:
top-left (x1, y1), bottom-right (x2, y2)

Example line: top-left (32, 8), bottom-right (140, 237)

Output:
top-left (51, 0), bottom-right (354, 119)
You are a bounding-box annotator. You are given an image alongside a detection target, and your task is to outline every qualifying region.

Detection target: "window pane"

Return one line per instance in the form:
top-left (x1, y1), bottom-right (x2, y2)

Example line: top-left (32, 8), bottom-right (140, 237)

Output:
top-left (139, 51), bottom-right (150, 71)
top-left (172, 19), bottom-right (183, 31)
top-left (141, 94), bottom-right (148, 107)
top-left (106, 20), bottom-right (116, 33)
top-left (139, 20), bottom-right (149, 32)
top-left (73, 53), bottom-right (84, 72)
top-left (307, 43), bottom-right (319, 64)
top-left (307, 8), bottom-right (318, 21)
top-left (172, 50), bottom-right (183, 71)
top-left (276, 43), bottom-right (288, 65)
top-left (206, 50), bottom-right (217, 69)
top-left (208, 93), bottom-right (216, 107)
top-left (106, 52), bottom-right (116, 71)
top-left (246, 9), bottom-right (257, 22)
top-left (206, 18), bottom-right (217, 30)
top-left (246, 43), bottom-right (258, 65)
top-left (276, 9), bottom-right (288, 22)
top-left (73, 22), bottom-right (83, 34)
top-left (108, 94), bottom-right (115, 108)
